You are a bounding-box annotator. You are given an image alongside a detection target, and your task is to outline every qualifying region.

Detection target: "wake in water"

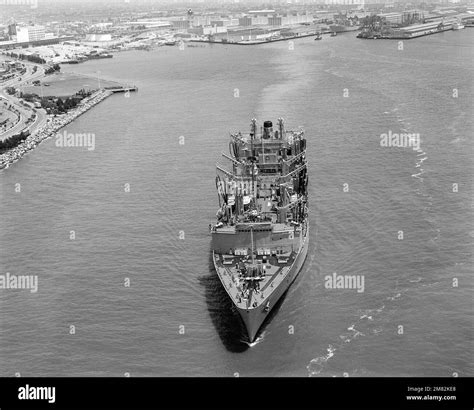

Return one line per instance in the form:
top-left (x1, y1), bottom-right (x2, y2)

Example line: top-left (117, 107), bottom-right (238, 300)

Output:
top-left (307, 312), bottom-right (382, 376)
top-left (241, 332), bottom-right (265, 347)
top-left (307, 345), bottom-right (336, 375)
top-left (412, 150), bottom-right (428, 179)
top-left (307, 263), bottom-right (447, 377)
top-left (384, 106), bottom-right (428, 181)
top-left (306, 289), bottom-right (405, 377)
top-left (411, 140), bottom-right (444, 247)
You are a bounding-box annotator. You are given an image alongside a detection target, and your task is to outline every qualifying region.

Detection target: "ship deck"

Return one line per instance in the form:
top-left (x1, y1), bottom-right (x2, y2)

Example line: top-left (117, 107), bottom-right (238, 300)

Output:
top-left (213, 222), bottom-right (294, 235)
top-left (213, 251), bottom-right (296, 310)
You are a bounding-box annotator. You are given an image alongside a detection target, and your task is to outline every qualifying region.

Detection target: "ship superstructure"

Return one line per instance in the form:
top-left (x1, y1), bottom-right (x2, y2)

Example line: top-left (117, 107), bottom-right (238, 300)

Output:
top-left (210, 118), bottom-right (309, 342)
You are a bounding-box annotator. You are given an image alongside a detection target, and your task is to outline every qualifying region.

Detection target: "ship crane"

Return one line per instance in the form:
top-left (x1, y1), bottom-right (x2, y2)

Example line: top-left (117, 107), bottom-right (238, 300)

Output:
top-left (278, 162), bottom-right (307, 180)
top-left (278, 195), bottom-right (306, 210)
top-left (222, 152), bottom-right (242, 165)
top-left (283, 149), bottom-right (306, 165)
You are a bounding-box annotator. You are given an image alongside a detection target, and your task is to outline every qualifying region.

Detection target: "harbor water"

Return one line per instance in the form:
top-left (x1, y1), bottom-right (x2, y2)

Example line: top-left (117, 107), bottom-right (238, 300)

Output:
top-left (0, 31), bottom-right (472, 376)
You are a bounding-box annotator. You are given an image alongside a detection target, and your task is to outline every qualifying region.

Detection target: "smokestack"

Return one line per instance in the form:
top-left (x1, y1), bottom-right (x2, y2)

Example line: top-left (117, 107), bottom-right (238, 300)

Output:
top-left (263, 120), bottom-right (273, 139)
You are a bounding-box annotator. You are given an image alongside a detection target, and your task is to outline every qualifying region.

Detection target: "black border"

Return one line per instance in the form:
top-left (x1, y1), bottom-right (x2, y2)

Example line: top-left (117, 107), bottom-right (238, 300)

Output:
top-left (0, 377), bottom-right (472, 410)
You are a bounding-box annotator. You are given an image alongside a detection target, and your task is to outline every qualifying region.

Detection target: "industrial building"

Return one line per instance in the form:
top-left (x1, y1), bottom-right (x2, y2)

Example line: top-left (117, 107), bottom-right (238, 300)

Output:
top-left (15, 25), bottom-right (46, 42)
top-left (238, 11), bottom-right (313, 27)
top-left (376, 10), bottom-right (423, 26)
top-left (84, 34), bottom-right (112, 42)
top-left (392, 21), bottom-right (449, 38)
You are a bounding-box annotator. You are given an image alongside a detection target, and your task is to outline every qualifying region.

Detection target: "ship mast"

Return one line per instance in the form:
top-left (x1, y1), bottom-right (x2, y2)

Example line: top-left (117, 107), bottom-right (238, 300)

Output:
top-left (250, 225), bottom-right (255, 265)
top-left (250, 119), bottom-right (257, 198)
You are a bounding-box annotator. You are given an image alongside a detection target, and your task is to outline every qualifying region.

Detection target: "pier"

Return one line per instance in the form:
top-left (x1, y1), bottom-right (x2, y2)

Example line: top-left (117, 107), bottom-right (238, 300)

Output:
top-left (190, 30), bottom-right (333, 46)
top-left (358, 14), bottom-right (473, 40)
top-left (105, 86), bottom-right (138, 93)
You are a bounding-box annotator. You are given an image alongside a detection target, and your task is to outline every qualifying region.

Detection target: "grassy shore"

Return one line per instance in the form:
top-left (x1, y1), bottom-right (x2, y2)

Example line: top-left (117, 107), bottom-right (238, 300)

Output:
top-left (21, 72), bottom-right (123, 98)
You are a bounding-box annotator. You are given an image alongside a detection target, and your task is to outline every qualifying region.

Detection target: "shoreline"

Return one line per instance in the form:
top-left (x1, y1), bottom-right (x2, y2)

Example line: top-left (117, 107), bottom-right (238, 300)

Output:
top-left (190, 30), bottom-right (337, 46)
top-left (0, 89), bottom-right (112, 170)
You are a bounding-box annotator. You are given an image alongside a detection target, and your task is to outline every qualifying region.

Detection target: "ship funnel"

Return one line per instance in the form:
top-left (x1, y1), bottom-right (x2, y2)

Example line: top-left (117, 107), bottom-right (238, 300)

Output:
top-left (263, 120), bottom-right (273, 139)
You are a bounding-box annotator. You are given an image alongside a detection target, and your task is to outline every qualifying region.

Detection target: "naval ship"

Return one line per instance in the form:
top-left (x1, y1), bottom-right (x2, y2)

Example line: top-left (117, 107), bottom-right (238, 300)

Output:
top-left (210, 118), bottom-right (309, 342)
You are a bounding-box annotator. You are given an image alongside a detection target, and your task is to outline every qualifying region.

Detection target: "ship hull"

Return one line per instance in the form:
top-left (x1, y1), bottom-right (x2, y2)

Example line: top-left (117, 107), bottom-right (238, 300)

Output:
top-left (214, 226), bottom-right (309, 343)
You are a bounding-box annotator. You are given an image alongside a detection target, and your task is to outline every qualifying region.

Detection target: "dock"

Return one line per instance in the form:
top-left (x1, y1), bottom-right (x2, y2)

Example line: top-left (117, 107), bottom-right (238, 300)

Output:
top-left (190, 30), bottom-right (333, 46)
top-left (358, 15), bottom-right (473, 40)
top-left (104, 86), bottom-right (138, 93)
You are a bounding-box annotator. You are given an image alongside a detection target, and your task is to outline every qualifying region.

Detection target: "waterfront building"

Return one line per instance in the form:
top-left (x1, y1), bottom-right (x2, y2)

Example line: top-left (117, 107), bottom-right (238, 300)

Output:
top-left (171, 19), bottom-right (190, 30)
top-left (248, 10), bottom-right (276, 17)
top-left (268, 13), bottom-right (313, 26)
top-left (239, 16), bottom-right (253, 26)
top-left (392, 21), bottom-right (449, 38)
top-left (123, 20), bottom-right (172, 29)
top-left (16, 25), bottom-right (45, 43)
top-left (84, 34), bottom-right (112, 42)
top-left (202, 26), bottom-right (228, 35)
top-left (376, 10), bottom-right (423, 26)
top-left (377, 12), bottom-right (403, 25)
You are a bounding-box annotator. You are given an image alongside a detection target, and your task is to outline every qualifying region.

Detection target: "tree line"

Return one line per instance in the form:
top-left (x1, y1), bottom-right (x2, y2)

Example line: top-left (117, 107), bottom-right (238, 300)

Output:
top-left (0, 130), bottom-right (30, 153)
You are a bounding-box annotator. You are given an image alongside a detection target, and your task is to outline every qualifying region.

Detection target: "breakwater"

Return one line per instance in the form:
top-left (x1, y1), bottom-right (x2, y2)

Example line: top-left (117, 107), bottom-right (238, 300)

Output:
top-left (0, 89), bottom-right (112, 170)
